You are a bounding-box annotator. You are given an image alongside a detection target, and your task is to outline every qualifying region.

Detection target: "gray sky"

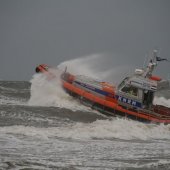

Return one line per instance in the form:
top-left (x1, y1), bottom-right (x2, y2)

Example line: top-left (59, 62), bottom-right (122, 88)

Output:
top-left (0, 0), bottom-right (170, 80)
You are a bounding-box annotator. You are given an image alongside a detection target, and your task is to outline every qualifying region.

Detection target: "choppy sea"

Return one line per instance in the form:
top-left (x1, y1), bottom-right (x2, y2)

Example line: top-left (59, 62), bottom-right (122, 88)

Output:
top-left (0, 52), bottom-right (170, 170)
top-left (1, 72), bottom-right (170, 170)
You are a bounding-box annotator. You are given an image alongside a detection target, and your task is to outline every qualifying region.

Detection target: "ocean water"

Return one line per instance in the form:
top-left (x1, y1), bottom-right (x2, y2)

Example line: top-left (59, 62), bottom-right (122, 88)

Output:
top-left (0, 75), bottom-right (170, 170)
top-left (1, 56), bottom-right (170, 170)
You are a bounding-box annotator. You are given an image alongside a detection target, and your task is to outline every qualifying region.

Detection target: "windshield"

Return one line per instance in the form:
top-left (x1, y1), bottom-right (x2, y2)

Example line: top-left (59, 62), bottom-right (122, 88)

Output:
top-left (118, 77), bottom-right (129, 89)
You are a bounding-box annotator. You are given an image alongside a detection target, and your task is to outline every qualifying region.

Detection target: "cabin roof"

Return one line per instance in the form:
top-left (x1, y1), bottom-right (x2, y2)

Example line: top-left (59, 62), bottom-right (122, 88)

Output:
top-left (127, 75), bottom-right (157, 91)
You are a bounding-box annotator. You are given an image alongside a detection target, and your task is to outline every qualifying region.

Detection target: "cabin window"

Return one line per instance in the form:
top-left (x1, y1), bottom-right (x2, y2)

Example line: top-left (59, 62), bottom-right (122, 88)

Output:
top-left (121, 85), bottom-right (138, 97)
top-left (118, 77), bottom-right (129, 89)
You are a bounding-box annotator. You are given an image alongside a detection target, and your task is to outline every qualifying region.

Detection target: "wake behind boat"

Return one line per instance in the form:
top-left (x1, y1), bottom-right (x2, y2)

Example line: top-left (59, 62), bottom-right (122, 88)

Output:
top-left (35, 50), bottom-right (170, 124)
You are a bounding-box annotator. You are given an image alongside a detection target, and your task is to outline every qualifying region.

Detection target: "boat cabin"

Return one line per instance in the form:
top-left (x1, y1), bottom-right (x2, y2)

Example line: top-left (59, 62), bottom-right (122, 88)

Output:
top-left (116, 72), bottom-right (157, 110)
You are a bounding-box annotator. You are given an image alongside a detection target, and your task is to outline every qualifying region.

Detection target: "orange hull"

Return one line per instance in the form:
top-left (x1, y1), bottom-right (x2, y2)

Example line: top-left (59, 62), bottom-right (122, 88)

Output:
top-left (62, 80), bottom-right (170, 124)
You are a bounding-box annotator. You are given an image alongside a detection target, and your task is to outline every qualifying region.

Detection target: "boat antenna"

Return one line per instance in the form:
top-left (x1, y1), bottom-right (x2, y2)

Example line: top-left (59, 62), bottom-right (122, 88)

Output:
top-left (64, 66), bottom-right (67, 73)
top-left (143, 54), bottom-right (148, 69)
top-left (143, 49), bottom-right (168, 78)
top-left (143, 50), bottom-right (158, 78)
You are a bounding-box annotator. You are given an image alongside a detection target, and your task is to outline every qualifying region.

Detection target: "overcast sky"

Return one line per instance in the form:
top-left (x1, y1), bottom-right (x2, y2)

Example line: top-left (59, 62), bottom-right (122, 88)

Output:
top-left (0, 0), bottom-right (170, 80)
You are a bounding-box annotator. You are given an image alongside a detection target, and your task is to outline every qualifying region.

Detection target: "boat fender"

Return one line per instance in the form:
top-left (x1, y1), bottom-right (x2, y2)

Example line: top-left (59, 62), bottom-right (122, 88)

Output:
top-left (149, 76), bottom-right (161, 81)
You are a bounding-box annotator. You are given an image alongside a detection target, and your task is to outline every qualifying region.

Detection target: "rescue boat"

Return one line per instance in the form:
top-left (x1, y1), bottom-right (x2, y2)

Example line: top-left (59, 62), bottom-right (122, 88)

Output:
top-left (35, 50), bottom-right (170, 124)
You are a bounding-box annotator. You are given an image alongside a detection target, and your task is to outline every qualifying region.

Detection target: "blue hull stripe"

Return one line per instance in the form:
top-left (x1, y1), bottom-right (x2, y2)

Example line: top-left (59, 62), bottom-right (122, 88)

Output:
top-left (74, 81), bottom-right (114, 98)
top-left (115, 95), bottom-right (142, 108)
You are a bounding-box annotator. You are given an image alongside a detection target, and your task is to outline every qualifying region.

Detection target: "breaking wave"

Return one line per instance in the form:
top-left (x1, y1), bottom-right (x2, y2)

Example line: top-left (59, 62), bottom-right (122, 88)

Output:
top-left (52, 118), bottom-right (170, 140)
top-left (0, 118), bottom-right (170, 140)
top-left (28, 73), bottom-right (90, 111)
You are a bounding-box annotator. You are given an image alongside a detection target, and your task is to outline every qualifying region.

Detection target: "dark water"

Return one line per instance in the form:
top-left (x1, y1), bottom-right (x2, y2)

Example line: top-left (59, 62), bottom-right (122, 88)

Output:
top-left (0, 79), bottom-right (170, 170)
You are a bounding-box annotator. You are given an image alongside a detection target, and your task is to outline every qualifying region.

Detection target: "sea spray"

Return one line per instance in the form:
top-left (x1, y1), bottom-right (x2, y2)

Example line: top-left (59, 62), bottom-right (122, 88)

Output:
top-left (28, 72), bottom-right (91, 111)
top-left (57, 54), bottom-right (103, 80)
top-left (57, 54), bottom-right (132, 84)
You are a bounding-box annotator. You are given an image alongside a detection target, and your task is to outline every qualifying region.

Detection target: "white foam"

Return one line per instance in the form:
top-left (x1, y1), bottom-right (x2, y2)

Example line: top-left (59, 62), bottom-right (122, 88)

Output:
top-left (153, 96), bottom-right (170, 107)
top-left (1, 119), bottom-right (170, 140)
top-left (0, 95), bottom-right (26, 105)
top-left (28, 72), bottom-right (91, 111)
top-left (55, 118), bottom-right (170, 140)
